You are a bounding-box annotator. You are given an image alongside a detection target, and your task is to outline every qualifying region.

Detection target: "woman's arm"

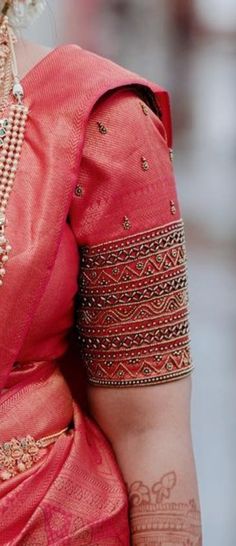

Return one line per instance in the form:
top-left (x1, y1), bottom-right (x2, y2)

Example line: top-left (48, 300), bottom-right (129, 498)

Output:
top-left (69, 85), bottom-right (202, 543)
top-left (88, 376), bottom-right (202, 545)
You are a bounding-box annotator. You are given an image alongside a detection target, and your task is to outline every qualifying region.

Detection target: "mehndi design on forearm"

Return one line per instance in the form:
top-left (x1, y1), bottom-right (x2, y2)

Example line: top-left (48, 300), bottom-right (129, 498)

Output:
top-left (128, 471), bottom-right (202, 545)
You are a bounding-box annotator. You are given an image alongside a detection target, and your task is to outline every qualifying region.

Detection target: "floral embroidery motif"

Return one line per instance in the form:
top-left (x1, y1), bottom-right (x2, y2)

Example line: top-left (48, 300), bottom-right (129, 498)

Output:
top-left (76, 220), bottom-right (193, 387)
top-left (123, 216), bottom-right (132, 230)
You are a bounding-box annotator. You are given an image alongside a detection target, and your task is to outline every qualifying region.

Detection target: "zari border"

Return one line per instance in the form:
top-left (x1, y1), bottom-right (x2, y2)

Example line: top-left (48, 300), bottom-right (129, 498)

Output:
top-left (86, 367), bottom-right (194, 388)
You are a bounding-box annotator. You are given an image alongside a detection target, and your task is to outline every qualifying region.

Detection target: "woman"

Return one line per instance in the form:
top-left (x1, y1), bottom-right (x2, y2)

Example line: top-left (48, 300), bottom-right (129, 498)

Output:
top-left (0, 1), bottom-right (202, 544)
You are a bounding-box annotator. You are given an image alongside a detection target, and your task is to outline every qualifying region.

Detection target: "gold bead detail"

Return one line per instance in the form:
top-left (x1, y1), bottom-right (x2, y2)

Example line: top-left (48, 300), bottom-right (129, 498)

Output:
top-left (140, 102), bottom-right (149, 116)
top-left (141, 157), bottom-right (149, 171)
top-left (170, 200), bottom-right (176, 215)
top-left (123, 216), bottom-right (131, 230)
top-left (75, 185), bottom-right (83, 197)
top-left (97, 122), bottom-right (108, 135)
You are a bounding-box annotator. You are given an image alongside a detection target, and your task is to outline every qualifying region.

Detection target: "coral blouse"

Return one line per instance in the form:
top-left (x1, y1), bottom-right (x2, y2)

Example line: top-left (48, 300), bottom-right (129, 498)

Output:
top-left (16, 81), bottom-right (192, 389)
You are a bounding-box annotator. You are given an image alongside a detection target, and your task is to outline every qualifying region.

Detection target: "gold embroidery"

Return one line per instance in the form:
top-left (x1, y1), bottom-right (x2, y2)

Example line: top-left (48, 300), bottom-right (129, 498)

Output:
top-left (76, 220), bottom-right (193, 387)
top-left (170, 200), bottom-right (176, 215)
top-left (97, 122), bottom-right (108, 135)
top-left (123, 216), bottom-right (132, 230)
top-left (141, 156), bottom-right (149, 171)
top-left (140, 102), bottom-right (149, 116)
top-left (169, 148), bottom-right (174, 162)
top-left (75, 185), bottom-right (83, 197)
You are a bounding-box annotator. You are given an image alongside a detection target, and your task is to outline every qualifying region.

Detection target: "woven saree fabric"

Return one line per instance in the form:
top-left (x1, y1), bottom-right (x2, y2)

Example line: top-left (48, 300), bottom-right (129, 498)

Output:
top-left (0, 45), bottom-right (193, 544)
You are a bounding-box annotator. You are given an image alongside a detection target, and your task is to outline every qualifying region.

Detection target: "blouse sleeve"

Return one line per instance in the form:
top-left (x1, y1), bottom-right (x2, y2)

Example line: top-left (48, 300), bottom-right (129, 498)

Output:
top-left (68, 87), bottom-right (193, 388)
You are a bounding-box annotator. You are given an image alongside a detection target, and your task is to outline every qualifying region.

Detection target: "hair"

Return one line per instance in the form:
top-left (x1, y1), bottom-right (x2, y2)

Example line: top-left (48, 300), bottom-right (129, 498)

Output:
top-left (0, 0), bottom-right (46, 28)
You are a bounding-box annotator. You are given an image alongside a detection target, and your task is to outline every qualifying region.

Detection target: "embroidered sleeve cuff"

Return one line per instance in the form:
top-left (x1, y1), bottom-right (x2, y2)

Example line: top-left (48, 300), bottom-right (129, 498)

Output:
top-left (75, 219), bottom-right (193, 388)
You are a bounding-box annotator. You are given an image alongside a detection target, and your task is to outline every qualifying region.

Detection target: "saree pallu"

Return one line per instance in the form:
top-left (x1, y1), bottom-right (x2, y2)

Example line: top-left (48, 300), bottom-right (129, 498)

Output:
top-left (0, 361), bottom-right (129, 545)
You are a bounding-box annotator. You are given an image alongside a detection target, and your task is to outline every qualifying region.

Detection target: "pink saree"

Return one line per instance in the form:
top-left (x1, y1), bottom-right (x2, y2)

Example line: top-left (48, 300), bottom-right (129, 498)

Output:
top-left (0, 45), bottom-right (192, 544)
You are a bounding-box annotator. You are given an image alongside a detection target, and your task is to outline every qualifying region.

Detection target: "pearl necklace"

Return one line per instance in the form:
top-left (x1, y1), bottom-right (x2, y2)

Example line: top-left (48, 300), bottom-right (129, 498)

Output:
top-left (0, 14), bottom-right (28, 287)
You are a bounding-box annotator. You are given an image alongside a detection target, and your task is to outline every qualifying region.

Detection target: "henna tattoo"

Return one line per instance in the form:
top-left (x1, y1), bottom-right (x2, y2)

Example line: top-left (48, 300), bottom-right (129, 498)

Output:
top-left (128, 471), bottom-right (202, 546)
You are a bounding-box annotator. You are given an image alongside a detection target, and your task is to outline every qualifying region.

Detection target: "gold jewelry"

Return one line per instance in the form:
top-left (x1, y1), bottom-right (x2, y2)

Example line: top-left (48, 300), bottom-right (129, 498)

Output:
top-left (0, 425), bottom-right (72, 481)
top-left (0, 12), bottom-right (28, 287)
top-left (1, 1), bottom-right (12, 18)
top-left (1, 0), bottom-right (46, 29)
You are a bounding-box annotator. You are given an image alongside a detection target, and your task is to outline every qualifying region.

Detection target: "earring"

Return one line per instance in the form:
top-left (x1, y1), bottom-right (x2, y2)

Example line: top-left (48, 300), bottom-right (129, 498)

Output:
top-left (8, 0), bottom-right (46, 28)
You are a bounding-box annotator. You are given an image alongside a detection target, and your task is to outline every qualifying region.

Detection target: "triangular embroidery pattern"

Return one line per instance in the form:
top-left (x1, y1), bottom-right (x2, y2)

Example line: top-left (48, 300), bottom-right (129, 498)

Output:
top-left (77, 220), bottom-right (193, 387)
top-left (82, 246), bottom-right (186, 288)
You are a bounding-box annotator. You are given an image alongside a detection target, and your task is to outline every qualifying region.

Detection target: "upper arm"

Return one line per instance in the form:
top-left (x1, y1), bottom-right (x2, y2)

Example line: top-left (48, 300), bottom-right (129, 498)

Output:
top-left (69, 86), bottom-right (193, 435)
top-left (88, 376), bottom-right (192, 445)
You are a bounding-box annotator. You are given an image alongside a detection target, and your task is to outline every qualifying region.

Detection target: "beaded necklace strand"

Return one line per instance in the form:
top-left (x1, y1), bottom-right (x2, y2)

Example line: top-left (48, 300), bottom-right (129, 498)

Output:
top-left (0, 13), bottom-right (28, 287)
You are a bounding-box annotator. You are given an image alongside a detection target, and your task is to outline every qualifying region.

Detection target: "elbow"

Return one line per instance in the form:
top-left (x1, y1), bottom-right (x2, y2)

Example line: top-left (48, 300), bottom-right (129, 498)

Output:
top-left (89, 375), bottom-right (192, 445)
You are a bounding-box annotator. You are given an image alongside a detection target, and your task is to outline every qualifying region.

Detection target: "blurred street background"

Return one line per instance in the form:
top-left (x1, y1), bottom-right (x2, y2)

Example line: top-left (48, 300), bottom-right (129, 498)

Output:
top-left (24, 2), bottom-right (236, 544)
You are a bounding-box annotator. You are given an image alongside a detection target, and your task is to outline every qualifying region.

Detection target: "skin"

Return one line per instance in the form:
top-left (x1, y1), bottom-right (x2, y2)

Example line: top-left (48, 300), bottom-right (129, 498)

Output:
top-left (14, 38), bottom-right (52, 81)
top-left (11, 36), bottom-right (202, 545)
top-left (89, 376), bottom-right (202, 545)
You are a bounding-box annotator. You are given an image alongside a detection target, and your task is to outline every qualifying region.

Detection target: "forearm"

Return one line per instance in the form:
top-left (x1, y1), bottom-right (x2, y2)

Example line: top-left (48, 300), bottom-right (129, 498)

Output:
top-left (112, 428), bottom-right (202, 546)
top-left (88, 377), bottom-right (202, 545)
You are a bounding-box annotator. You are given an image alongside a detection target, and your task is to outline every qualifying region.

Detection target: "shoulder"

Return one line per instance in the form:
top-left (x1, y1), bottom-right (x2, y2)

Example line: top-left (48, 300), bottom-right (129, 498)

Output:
top-left (61, 44), bottom-right (173, 148)
top-left (61, 43), bottom-right (153, 88)
top-left (82, 88), bottom-right (169, 160)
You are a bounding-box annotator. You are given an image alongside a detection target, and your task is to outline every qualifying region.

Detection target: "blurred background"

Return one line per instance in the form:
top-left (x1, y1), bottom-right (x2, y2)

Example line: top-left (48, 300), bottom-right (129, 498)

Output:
top-left (24, 1), bottom-right (236, 544)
